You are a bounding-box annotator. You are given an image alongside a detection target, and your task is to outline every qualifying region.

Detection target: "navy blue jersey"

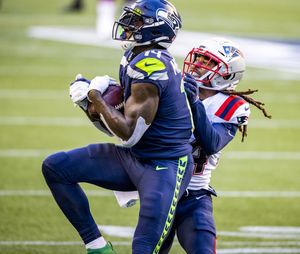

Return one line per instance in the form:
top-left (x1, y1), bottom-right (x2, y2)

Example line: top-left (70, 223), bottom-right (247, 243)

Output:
top-left (119, 49), bottom-right (193, 159)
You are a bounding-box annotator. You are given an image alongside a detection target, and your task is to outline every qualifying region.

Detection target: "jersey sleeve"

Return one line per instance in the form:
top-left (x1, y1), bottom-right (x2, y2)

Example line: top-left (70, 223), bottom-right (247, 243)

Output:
top-left (191, 100), bottom-right (238, 155)
top-left (214, 95), bottom-right (250, 126)
top-left (127, 51), bottom-right (169, 96)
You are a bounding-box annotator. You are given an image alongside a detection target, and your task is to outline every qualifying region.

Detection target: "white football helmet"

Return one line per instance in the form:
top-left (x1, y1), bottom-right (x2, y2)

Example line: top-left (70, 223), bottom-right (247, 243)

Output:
top-left (183, 37), bottom-right (246, 91)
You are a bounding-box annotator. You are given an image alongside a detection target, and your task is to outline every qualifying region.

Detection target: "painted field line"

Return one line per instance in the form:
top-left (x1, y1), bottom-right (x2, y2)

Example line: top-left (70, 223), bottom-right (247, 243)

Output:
top-left (0, 149), bottom-right (299, 160)
top-left (224, 151), bottom-right (300, 160)
top-left (1, 240), bottom-right (299, 247)
top-left (0, 190), bottom-right (113, 197)
top-left (100, 225), bottom-right (300, 240)
top-left (0, 242), bottom-right (299, 253)
top-left (218, 231), bottom-right (300, 240)
top-left (1, 89), bottom-right (299, 104)
top-left (1, 116), bottom-right (300, 129)
top-left (0, 89), bottom-right (66, 99)
top-left (0, 190), bottom-right (300, 198)
top-left (218, 191), bottom-right (300, 198)
top-left (0, 116), bottom-right (88, 126)
top-left (241, 226), bottom-right (300, 234)
top-left (218, 248), bottom-right (300, 253)
top-left (221, 241), bottom-right (300, 247)
top-left (0, 241), bottom-right (130, 246)
top-left (27, 26), bottom-right (300, 76)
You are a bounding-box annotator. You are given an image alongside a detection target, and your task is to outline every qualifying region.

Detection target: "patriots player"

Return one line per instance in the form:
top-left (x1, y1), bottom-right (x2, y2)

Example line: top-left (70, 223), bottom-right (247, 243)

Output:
top-left (42, 1), bottom-right (194, 254)
top-left (159, 38), bottom-right (272, 254)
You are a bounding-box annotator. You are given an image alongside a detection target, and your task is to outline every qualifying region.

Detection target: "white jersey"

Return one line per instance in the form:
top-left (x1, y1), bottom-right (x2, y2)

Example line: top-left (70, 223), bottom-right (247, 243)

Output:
top-left (187, 92), bottom-right (250, 192)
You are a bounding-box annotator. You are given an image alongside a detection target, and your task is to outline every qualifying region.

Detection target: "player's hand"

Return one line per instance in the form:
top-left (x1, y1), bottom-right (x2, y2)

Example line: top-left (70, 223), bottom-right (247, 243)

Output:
top-left (69, 74), bottom-right (91, 110)
top-left (183, 73), bottom-right (199, 104)
top-left (87, 75), bottom-right (117, 99)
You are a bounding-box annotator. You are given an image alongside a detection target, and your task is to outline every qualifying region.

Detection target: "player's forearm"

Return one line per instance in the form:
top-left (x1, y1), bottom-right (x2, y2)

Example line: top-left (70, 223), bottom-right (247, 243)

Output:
top-left (191, 100), bottom-right (236, 155)
top-left (88, 90), bottom-right (134, 140)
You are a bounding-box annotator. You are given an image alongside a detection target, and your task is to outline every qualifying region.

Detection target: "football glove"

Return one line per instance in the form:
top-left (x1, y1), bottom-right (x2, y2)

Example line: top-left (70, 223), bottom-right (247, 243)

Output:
top-left (184, 73), bottom-right (199, 104)
top-left (69, 74), bottom-right (91, 110)
top-left (87, 75), bottom-right (117, 99)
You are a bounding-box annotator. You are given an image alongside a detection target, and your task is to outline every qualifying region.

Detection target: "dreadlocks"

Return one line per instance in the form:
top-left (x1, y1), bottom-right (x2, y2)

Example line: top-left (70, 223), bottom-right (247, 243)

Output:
top-left (221, 89), bottom-right (272, 142)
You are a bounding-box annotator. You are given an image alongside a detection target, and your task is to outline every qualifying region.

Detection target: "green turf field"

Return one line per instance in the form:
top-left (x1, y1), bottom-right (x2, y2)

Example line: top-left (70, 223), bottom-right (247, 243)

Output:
top-left (0, 0), bottom-right (300, 253)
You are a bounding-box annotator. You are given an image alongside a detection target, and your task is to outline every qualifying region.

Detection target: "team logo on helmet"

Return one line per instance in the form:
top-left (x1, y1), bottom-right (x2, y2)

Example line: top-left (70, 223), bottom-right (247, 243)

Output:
top-left (223, 46), bottom-right (244, 61)
top-left (156, 9), bottom-right (181, 34)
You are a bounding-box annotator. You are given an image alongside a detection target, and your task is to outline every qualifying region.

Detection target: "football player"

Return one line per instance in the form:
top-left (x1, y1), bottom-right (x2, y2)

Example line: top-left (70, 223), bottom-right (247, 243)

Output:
top-left (42, 1), bottom-right (194, 254)
top-left (159, 37), bottom-right (272, 253)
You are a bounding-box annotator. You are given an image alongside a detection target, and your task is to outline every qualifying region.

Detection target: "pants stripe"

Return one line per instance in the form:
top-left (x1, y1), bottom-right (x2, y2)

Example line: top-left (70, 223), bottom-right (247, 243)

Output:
top-left (153, 155), bottom-right (188, 254)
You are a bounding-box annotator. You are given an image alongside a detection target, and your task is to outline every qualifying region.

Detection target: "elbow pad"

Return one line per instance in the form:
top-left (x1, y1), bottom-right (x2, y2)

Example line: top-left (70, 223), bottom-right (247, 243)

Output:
top-left (122, 116), bottom-right (150, 147)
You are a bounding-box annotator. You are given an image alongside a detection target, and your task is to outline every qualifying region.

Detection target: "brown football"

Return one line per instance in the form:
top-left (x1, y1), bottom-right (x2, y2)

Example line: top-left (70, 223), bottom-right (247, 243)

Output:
top-left (87, 84), bottom-right (124, 120)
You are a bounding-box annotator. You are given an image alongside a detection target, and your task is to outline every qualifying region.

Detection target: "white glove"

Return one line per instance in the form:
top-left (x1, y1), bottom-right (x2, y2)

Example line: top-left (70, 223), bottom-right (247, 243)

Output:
top-left (88, 75), bottom-right (117, 96)
top-left (69, 74), bottom-right (90, 104)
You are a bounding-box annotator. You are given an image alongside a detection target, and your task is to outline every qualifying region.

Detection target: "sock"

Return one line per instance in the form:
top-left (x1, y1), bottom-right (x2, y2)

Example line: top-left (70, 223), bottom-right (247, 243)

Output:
top-left (86, 236), bottom-right (107, 249)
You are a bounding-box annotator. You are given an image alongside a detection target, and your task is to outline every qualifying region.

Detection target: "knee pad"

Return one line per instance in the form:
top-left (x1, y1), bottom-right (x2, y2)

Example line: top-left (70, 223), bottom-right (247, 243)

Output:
top-left (41, 152), bottom-right (68, 183)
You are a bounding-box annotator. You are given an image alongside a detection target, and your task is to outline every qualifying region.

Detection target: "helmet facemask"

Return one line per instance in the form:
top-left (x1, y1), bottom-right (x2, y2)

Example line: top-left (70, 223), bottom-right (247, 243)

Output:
top-left (183, 38), bottom-right (246, 91)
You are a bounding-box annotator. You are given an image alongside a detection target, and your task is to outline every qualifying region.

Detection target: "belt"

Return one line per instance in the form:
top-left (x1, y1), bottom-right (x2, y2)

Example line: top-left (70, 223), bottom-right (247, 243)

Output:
top-left (183, 189), bottom-right (211, 198)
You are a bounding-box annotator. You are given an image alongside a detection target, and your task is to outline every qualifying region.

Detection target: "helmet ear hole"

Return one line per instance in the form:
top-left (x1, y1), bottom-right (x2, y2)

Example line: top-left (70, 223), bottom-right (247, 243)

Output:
top-left (223, 73), bottom-right (236, 80)
top-left (223, 74), bottom-right (231, 80)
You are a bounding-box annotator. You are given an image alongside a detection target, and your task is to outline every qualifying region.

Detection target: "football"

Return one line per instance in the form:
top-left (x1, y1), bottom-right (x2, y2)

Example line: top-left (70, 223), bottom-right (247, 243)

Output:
top-left (87, 84), bottom-right (124, 121)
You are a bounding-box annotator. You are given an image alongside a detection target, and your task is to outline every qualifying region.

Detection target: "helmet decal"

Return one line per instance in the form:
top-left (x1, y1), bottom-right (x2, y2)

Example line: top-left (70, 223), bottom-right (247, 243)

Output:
top-left (156, 9), bottom-right (181, 34)
top-left (223, 46), bottom-right (244, 61)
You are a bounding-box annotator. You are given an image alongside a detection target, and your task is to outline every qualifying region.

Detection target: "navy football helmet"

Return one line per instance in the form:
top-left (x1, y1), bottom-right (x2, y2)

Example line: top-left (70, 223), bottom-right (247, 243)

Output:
top-left (112, 0), bottom-right (182, 50)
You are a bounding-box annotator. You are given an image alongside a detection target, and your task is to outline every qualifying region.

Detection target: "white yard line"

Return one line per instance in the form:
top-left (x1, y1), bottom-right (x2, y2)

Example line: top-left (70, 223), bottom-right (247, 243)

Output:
top-left (0, 89), bottom-right (66, 99)
top-left (27, 26), bottom-right (300, 78)
top-left (0, 89), bottom-right (299, 103)
top-left (218, 248), bottom-right (300, 254)
top-left (0, 149), bottom-right (299, 160)
top-left (221, 241), bottom-right (300, 246)
top-left (0, 241), bottom-right (299, 253)
top-left (224, 151), bottom-right (300, 160)
top-left (0, 190), bottom-right (113, 197)
top-left (0, 116), bottom-right (88, 126)
top-left (0, 116), bottom-right (300, 129)
top-left (0, 189), bottom-right (299, 198)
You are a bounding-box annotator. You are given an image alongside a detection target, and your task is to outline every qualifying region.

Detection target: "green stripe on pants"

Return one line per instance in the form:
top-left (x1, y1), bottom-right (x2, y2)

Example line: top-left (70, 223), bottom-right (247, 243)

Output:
top-left (153, 155), bottom-right (188, 254)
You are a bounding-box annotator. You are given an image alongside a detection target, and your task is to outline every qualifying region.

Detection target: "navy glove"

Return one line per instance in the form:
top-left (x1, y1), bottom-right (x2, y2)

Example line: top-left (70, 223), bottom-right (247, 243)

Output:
top-left (184, 73), bottom-right (199, 104)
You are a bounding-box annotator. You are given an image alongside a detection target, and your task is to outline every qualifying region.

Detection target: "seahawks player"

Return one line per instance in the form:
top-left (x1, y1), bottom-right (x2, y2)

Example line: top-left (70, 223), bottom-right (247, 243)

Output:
top-left (42, 1), bottom-right (194, 254)
top-left (159, 38), bottom-right (271, 253)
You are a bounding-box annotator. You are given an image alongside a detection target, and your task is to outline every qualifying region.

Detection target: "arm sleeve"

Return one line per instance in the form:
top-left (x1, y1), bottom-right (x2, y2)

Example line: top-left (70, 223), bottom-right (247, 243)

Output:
top-left (191, 100), bottom-right (238, 155)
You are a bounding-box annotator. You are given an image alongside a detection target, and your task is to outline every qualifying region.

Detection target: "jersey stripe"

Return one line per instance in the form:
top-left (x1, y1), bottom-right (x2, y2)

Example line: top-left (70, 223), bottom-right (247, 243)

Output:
top-left (223, 99), bottom-right (246, 121)
top-left (215, 96), bottom-right (236, 117)
top-left (215, 96), bottom-right (245, 121)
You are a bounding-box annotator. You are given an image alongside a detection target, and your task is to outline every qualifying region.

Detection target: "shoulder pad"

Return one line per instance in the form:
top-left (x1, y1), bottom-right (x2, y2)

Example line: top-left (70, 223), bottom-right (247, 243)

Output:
top-left (213, 95), bottom-right (250, 125)
top-left (127, 50), bottom-right (168, 81)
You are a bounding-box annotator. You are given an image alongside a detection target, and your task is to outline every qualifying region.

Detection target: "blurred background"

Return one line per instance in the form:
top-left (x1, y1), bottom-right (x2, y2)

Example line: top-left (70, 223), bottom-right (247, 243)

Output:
top-left (0, 0), bottom-right (300, 253)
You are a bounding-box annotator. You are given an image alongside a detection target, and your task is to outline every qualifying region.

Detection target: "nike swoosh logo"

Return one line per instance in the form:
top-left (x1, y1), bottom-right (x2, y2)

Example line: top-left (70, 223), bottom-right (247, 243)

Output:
top-left (245, 107), bottom-right (250, 111)
top-left (145, 62), bottom-right (156, 67)
top-left (195, 195), bottom-right (205, 200)
top-left (156, 166), bottom-right (168, 171)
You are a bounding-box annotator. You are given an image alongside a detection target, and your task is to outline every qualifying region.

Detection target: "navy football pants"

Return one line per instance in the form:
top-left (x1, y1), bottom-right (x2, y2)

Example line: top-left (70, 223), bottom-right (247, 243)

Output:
top-left (42, 143), bottom-right (193, 254)
top-left (159, 193), bottom-right (216, 254)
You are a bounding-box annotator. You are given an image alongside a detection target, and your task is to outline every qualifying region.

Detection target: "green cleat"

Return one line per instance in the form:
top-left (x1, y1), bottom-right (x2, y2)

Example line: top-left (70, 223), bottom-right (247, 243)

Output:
top-left (87, 242), bottom-right (117, 254)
